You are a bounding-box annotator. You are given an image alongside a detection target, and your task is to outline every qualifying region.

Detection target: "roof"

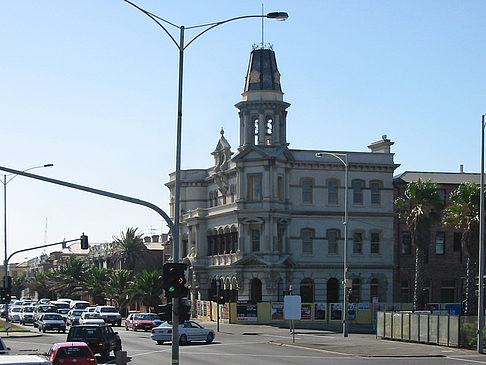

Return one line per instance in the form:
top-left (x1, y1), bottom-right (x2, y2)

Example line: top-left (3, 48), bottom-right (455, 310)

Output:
top-left (244, 48), bottom-right (282, 92)
top-left (394, 171), bottom-right (480, 185)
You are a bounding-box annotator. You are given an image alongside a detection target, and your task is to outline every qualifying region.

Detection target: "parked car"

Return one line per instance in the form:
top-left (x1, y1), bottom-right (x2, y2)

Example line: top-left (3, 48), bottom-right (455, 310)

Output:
top-left (50, 301), bottom-right (71, 311)
top-left (79, 312), bottom-right (105, 325)
top-left (8, 306), bottom-right (22, 323)
top-left (45, 342), bottom-right (97, 365)
top-left (151, 320), bottom-right (215, 345)
top-left (33, 305), bottom-right (58, 327)
top-left (66, 309), bottom-right (84, 326)
top-left (66, 324), bottom-right (122, 360)
top-left (0, 338), bottom-right (10, 355)
top-left (36, 313), bottom-right (66, 333)
top-left (125, 312), bottom-right (161, 331)
top-left (83, 307), bottom-right (96, 313)
top-left (19, 306), bottom-right (35, 325)
top-left (70, 300), bottom-right (91, 310)
top-left (94, 306), bottom-right (122, 326)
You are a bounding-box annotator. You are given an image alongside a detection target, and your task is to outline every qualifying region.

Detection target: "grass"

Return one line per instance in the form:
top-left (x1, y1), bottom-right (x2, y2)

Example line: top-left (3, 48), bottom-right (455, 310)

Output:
top-left (0, 318), bottom-right (28, 332)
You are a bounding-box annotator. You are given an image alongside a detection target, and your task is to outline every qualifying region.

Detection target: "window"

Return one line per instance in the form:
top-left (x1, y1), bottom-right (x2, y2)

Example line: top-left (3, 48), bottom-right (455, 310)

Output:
top-left (370, 181), bottom-right (381, 205)
top-left (352, 180), bottom-right (364, 204)
top-left (436, 232), bottom-right (445, 255)
top-left (328, 230), bottom-right (339, 254)
top-left (209, 192), bottom-right (213, 207)
top-left (254, 119), bottom-right (259, 145)
top-left (350, 278), bottom-right (361, 303)
top-left (300, 278), bottom-right (314, 303)
top-left (438, 189), bottom-right (446, 205)
top-left (370, 232), bottom-right (380, 254)
top-left (328, 180), bottom-right (338, 204)
top-left (453, 232), bottom-right (462, 252)
top-left (399, 281), bottom-right (411, 303)
top-left (277, 224), bottom-right (285, 252)
top-left (302, 179), bottom-right (313, 204)
top-left (440, 280), bottom-right (456, 303)
top-left (248, 175), bottom-right (262, 201)
top-left (353, 232), bottom-right (362, 254)
top-left (277, 176), bottom-right (284, 201)
top-left (401, 232), bottom-right (411, 255)
top-left (370, 278), bottom-right (379, 302)
top-left (302, 229), bottom-right (313, 254)
top-left (265, 118), bottom-right (273, 145)
top-left (251, 230), bottom-right (260, 252)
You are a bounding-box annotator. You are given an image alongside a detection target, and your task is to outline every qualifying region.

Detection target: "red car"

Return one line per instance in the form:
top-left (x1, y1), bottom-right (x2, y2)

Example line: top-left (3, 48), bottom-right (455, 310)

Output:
top-left (125, 312), bottom-right (162, 331)
top-left (45, 342), bottom-right (97, 365)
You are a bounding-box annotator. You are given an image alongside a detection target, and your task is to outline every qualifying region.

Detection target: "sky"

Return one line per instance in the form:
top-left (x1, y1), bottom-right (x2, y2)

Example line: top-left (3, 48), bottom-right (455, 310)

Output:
top-left (1, 0), bottom-right (485, 261)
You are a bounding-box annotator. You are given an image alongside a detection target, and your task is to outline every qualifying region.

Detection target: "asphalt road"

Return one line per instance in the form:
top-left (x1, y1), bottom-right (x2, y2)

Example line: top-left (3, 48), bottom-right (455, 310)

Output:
top-left (3, 322), bottom-right (486, 365)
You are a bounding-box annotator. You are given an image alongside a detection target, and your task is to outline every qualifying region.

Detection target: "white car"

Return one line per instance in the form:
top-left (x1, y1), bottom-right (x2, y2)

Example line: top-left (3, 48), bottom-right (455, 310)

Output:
top-left (151, 320), bottom-right (215, 345)
top-left (95, 306), bottom-right (122, 326)
top-left (8, 306), bottom-right (22, 323)
top-left (79, 312), bottom-right (105, 325)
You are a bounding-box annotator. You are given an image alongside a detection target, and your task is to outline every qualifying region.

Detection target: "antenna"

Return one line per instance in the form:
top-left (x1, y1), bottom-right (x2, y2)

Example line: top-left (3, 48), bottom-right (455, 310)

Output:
top-left (261, 3), bottom-right (264, 48)
top-left (43, 217), bottom-right (48, 245)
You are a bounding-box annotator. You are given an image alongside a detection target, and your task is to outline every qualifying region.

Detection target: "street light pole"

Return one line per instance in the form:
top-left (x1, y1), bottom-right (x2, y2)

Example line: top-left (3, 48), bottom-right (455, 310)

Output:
top-left (2, 163), bottom-right (53, 331)
top-left (316, 152), bottom-right (349, 337)
top-left (121, 2), bottom-right (287, 362)
top-left (478, 114), bottom-right (485, 353)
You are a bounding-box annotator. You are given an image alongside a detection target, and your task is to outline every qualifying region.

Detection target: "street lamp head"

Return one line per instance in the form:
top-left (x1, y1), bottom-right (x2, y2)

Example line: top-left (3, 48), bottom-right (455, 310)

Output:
top-left (266, 12), bottom-right (289, 20)
top-left (43, 164), bottom-right (54, 168)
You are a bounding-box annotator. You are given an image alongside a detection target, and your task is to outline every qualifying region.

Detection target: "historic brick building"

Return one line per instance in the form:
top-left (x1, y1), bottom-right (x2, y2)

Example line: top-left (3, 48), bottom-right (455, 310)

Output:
top-left (393, 169), bottom-right (479, 305)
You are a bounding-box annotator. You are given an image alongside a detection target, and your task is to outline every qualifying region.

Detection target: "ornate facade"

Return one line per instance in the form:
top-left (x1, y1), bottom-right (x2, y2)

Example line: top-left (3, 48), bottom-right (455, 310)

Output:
top-left (166, 47), bottom-right (399, 304)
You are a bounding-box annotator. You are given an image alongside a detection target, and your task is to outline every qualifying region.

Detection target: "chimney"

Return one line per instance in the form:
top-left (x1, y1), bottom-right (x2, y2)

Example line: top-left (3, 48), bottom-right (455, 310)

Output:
top-left (151, 235), bottom-right (159, 243)
top-left (460, 164), bottom-right (464, 173)
top-left (144, 236), bottom-right (151, 243)
top-left (368, 135), bottom-right (394, 153)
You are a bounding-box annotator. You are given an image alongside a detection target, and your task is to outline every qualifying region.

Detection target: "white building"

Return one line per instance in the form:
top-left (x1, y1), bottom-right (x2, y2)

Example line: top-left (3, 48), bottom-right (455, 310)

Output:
top-left (166, 47), bottom-right (399, 304)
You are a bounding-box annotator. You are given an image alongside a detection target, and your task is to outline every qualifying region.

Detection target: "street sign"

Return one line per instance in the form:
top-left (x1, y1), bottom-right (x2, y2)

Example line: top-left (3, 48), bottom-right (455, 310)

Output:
top-left (284, 295), bottom-right (301, 320)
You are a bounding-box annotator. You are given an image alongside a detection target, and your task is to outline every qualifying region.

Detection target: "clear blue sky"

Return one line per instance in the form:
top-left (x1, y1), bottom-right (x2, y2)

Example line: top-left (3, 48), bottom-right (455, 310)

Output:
top-left (1, 1), bottom-right (485, 260)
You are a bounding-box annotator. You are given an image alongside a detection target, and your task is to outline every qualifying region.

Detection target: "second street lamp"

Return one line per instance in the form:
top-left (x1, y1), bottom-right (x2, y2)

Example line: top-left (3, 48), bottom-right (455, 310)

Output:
top-left (122, 1), bottom-right (288, 362)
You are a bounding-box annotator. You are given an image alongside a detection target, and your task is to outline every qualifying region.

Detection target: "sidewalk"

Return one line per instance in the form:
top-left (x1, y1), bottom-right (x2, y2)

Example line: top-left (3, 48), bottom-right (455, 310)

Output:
top-left (201, 321), bottom-right (482, 359)
top-left (0, 330), bottom-right (41, 338)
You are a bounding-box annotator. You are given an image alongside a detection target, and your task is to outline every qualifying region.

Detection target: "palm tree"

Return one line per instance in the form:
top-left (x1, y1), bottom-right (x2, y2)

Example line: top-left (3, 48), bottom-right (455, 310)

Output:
top-left (395, 178), bottom-right (443, 310)
top-left (130, 270), bottom-right (164, 310)
top-left (49, 257), bottom-right (87, 298)
top-left (12, 275), bottom-right (27, 299)
top-left (28, 271), bottom-right (55, 299)
top-left (112, 227), bottom-right (148, 271)
top-left (443, 181), bottom-right (480, 316)
top-left (106, 269), bottom-right (134, 316)
top-left (83, 267), bottom-right (112, 305)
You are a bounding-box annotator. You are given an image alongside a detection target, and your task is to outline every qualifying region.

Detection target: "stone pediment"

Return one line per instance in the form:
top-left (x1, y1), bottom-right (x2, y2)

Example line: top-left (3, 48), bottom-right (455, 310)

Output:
top-left (232, 145), bottom-right (294, 163)
top-left (232, 254), bottom-right (295, 268)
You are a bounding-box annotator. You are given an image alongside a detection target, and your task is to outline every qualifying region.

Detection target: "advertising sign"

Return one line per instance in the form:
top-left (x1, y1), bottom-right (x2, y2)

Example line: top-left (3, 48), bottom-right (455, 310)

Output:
top-left (271, 302), bottom-right (284, 321)
top-left (314, 303), bottom-right (326, 320)
top-left (301, 303), bottom-right (312, 321)
top-left (236, 301), bottom-right (258, 321)
top-left (330, 303), bottom-right (342, 321)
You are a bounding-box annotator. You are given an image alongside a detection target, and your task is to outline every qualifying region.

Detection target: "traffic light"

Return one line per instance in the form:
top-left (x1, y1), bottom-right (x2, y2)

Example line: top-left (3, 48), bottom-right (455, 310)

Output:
top-left (177, 300), bottom-right (191, 324)
top-left (80, 234), bottom-right (89, 249)
top-left (217, 290), bottom-right (227, 304)
top-left (0, 288), bottom-right (11, 303)
top-left (163, 263), bottom-right (188, 299)
top-left (156, 304), bottom-right (172, 323)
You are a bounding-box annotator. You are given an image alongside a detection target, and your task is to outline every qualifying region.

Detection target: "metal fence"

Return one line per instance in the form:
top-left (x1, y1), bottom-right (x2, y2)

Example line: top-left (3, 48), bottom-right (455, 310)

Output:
top-left (376, 311), bottom-right (460, 347)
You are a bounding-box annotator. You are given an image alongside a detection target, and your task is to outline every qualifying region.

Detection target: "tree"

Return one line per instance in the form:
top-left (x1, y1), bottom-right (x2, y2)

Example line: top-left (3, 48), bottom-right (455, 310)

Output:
top-left (83, 267), bottom-right (112, 305)
top-left (27, 271), bottom-right (56, 300)
top-left (130, 270), bottom-right (164, 309)
top-left (12, 275), bottom-right (27, 299)
top-left (443, 181), bottom-right (480, 315)
top-left (49, 257), bottom-right (87, 298)
top-left (106, 269), bottom-right (134, 316)
top-left (395, 178), bottom-right (443, 310)
top-left (112, 227), bottom-right (148, 271)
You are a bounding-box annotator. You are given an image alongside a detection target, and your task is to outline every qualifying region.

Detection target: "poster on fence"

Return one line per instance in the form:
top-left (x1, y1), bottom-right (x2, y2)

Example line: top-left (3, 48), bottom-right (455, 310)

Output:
top-left (222, 303), bottom-right (229, 320)
top-left (271, 302), bottom-right (284, 321)
top-left (330, 303), bottom-right (342, 321)
top-left (314, 303), bottom-right (326, 320)
top-left (236, 301), bottom-right (258, 321)
top-left (358, 303), bottom-right (369, 311)
top-left (348, 303), bottom-right (357, 321)
top-left (301, 303), bottom-right (312, 321)
top-left (197, 301), bottom-right (202, 317)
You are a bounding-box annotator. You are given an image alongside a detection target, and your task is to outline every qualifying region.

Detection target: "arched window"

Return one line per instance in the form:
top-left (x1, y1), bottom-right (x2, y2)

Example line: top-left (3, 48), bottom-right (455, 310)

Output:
top-left (350, 278), bottom-right (361, 303)
top-left (250, 278), bottom-right (262, 303)
top-left (300, 278), bottom-right (314, 303)
top-left (327, 278), bottom-right (340, 303)
top-left (265, 118), bottom-right (273, 145)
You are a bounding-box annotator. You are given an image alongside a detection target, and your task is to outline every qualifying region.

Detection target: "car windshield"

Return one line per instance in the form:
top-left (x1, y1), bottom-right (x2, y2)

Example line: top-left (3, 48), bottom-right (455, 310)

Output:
top-left (100, 307), bottom-right (118, 313)
top-left (73, 310), bottom-right (84, 316)
top-left (57, 346), bottom-right (92, 358)
top-left (44, 314), bottom-right (63, 320)
top-left (58, 308), bottom-right (70, 314)
top-left (12, 307), bottom-right (21, 312)
top-left (84, 313), bottom-right (102, 319)
top-left (134, 314), bottom-right (155, 320)
top-left (23, 307), bottom-right (35, 312)
top-left (39, 306), bottom-right (57, 312)
top-left (69, 327), bottom-right (102, 339)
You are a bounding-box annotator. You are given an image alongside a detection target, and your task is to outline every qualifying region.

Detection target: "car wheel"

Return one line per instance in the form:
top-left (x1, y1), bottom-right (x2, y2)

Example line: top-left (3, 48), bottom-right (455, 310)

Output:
top-left (125, 325), bottom-right (129, 331)
top-left (156, 340), bottom-right (164, 345)
top-left (38, 326), bottom-right (41, 332)
top-left (117, 320), bottom-right (122, 326)
top-left (179, 334), bottom-right (188, 346)
top-left (42, 328), bottom-right (46, 333)
top-left (206, 332), bottom-right (214, 344)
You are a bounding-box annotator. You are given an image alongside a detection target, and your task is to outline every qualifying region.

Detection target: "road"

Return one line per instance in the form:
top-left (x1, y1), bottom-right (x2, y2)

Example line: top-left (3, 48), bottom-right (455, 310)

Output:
top-left (4, 322), bottom-right (486, 364)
